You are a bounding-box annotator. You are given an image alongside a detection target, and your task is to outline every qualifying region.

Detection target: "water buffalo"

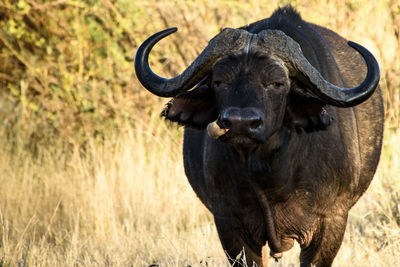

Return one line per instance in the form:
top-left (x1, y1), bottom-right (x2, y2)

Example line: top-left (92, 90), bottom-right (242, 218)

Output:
top-left (135, 6), bottom-right (384, 267)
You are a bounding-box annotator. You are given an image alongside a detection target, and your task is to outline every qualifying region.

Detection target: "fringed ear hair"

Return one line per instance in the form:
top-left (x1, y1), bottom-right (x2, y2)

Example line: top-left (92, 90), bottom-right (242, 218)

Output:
top-left (284, 91), bottom-right (332, 132)
top-left (162, 85), bottom-right (218, 128)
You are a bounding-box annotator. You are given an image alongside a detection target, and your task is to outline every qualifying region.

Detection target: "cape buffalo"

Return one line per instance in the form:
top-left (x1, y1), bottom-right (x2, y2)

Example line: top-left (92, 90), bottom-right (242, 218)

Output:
top-left (135, 6), bottom-right (384, 267)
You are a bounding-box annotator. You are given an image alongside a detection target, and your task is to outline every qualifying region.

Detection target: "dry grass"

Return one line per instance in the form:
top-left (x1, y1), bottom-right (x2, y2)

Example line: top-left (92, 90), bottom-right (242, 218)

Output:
top-left (0, 117), bottom-right (221, 266)
top-left (0, 0), bottom-right (399, 266)
top-left (0, 118), bottom-right (399, 266)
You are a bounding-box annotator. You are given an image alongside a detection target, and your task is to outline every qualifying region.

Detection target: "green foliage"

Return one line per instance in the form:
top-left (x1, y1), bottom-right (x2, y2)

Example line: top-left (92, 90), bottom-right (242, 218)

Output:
top-left (0, 0), bottom-right (399, 151)
top-left (0, 0), bottom-right (164, 149)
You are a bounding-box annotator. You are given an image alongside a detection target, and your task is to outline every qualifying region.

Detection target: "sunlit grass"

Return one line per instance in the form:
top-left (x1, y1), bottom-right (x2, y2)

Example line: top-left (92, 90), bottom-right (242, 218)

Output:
top-left (0, 116), bottom-right (399, 266)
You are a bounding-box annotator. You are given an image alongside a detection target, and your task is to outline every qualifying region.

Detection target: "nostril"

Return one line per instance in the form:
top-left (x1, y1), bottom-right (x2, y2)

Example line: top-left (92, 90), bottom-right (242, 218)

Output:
top-left (250, 118), bottom-right (262, 129)
top-left (220, 108), bottom-right (263, 132)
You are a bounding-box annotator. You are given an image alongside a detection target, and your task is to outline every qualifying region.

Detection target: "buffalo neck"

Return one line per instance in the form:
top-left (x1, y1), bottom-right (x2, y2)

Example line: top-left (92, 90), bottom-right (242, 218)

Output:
top-left (228, 126), bottom-right (300, 188)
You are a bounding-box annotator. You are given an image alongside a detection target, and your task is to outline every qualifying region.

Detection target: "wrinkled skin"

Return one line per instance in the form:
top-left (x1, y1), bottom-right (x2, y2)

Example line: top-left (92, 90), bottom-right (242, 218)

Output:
top-left (156, 7), bottom-right (383, 267)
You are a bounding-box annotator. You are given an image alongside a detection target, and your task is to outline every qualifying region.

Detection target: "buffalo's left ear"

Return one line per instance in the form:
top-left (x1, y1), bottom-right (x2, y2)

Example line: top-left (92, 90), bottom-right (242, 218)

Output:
top-left (284, 89), bottom-right (333, 132)
top-left (162, 85), bottom-right (218, 128)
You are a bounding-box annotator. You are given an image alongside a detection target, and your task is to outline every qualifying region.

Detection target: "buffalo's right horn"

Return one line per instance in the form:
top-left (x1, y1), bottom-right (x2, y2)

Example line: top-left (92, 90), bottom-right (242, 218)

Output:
top-left (135, 28), bottom-right (251, 97)
top-left (255, 30), bottom-right (380, 107)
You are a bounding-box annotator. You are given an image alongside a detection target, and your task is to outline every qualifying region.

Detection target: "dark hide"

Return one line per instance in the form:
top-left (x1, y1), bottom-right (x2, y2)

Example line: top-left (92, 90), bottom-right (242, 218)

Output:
top-left (161, 6), bottom-right (384, 267)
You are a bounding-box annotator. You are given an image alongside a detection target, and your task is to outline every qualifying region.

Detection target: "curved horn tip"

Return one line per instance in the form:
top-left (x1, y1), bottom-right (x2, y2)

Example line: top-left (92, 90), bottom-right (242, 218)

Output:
top-left (134, 27), bottom-right (180, 97)
top-left (161, 27), bottom-right (178, 35)
top-left (347, 40), bottom-right (380, 77)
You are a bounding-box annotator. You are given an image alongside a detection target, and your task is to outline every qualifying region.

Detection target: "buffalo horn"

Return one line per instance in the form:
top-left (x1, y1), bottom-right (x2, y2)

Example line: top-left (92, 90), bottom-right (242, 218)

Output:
top-left (255, 30), bottom-right (380, 107)
top-left (135, 28), bottom-right (251, 97)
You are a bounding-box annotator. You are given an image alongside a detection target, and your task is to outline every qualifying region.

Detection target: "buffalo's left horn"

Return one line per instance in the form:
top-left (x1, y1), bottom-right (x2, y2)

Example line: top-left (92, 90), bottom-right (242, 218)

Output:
top-left (256, 30), bottom-right (380, 107)
top-left (135, 28), bottom-right (250, 97)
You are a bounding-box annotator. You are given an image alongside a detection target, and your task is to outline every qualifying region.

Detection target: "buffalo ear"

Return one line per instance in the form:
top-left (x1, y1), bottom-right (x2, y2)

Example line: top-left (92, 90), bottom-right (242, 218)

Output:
top-left (284, 82), bottom-right (333, 132)
top-left (161, 85), bottom-right (218, 128)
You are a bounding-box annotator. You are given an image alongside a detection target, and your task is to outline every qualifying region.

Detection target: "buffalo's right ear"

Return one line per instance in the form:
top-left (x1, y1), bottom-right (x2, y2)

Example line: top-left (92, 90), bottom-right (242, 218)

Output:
top-left (284, 80), bottom-right (333, 132)
top-left (161, 85), bottom-right (218, 128)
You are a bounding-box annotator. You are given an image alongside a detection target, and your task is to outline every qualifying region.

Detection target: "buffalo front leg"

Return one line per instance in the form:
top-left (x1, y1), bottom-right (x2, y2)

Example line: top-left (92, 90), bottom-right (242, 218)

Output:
top-left (214, 216), bottom-right (265, 267)
top-left (299, 213), bottom-right (348, 267)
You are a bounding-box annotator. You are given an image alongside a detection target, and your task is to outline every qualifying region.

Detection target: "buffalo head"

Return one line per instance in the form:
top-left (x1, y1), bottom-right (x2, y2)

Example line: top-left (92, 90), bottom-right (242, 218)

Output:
top-left (135, 28), bottom-right (379, 147)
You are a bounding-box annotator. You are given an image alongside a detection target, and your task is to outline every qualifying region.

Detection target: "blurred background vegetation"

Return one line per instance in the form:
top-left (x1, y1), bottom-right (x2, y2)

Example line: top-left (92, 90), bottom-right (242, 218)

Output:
top-left (0, 0), bottom-right (399, 150)
top-left (0, 0), bottom-right (399, 266)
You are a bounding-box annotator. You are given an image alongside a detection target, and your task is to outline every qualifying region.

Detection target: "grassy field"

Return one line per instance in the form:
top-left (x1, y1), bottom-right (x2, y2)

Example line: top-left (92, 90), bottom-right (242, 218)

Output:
top-left (0, 119), bottom-right (399, 266)
top-left (0, 0), bottom-right (399, 266)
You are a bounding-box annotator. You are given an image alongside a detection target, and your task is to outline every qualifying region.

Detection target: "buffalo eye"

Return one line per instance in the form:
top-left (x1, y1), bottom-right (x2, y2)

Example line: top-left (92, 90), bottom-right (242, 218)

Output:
top-left (263, 81), bottom-right (285, 90)
top-left (213, 80), bottom-right (230, 89)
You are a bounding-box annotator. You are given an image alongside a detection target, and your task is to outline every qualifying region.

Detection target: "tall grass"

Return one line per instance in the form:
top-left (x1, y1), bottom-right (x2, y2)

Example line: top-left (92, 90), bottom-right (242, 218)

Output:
top-left (0, 116), bottom-right (221, 266)
top-left (0, 0), bottom-right (399, 266)
top-left (0, 117), bottom-right (399, 266)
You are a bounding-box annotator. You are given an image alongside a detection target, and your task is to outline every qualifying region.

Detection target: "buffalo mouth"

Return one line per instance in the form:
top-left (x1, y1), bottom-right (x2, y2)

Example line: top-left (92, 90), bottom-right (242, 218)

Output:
top-left (218, 133), bottom-right (265, 146)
